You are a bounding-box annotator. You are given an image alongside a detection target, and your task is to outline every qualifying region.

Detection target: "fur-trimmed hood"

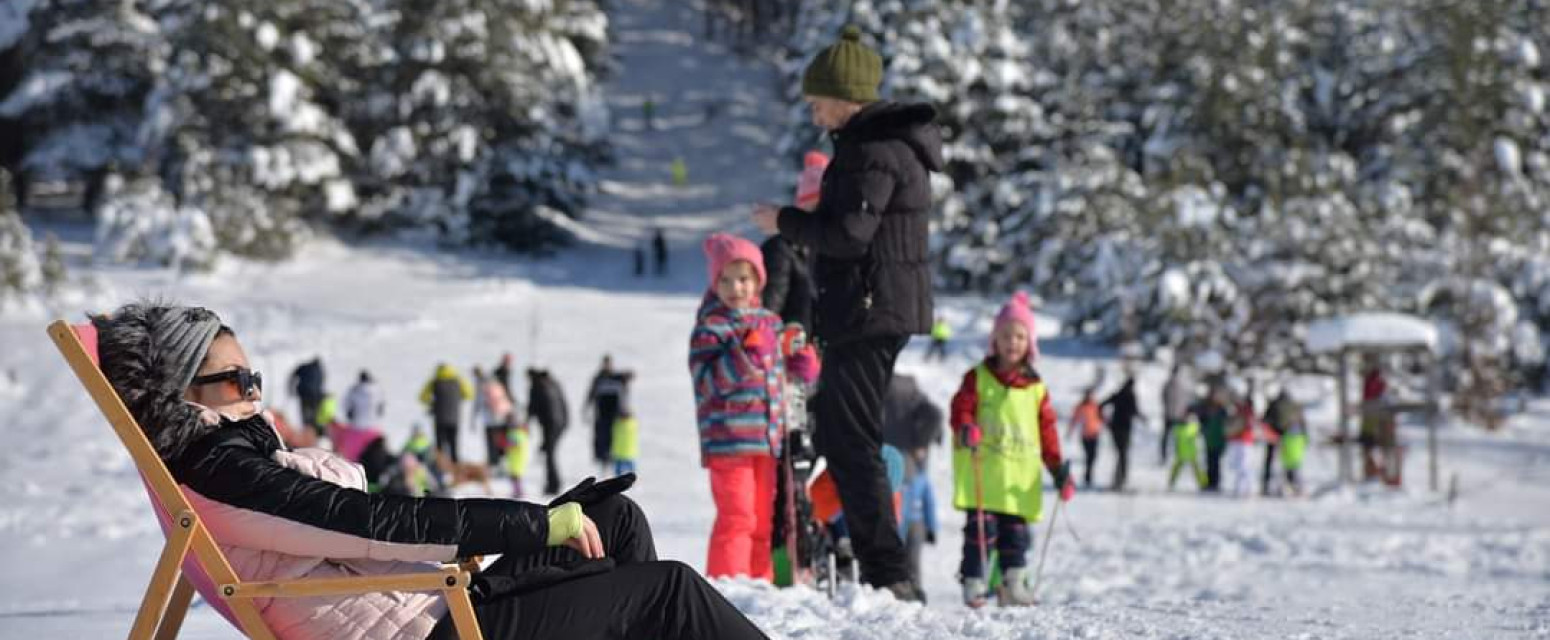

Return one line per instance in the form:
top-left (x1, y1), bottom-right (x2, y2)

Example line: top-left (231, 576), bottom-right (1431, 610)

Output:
top-left (93, 303), bottom-right (227, 462)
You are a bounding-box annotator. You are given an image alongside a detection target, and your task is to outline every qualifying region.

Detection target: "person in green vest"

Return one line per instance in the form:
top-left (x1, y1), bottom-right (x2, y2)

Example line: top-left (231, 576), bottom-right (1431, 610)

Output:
top-left (315, 392), bottom-right (340, 429)
top-left (503, 419), bottom-right (532, 498)
top-left (948, 292), bottom-right (1074, 607)
top-left (612, 411), bottom-right (639, 476)
top-left (671, 157), bottom-right (689, 187)
top-left (926, 316), bottom-right (953, 361)
top-left (402, 424), bottom-right (444, 496)
top-left (1168, 412), bottom-right (1207, 490)
top-left (1278, 399), bottom-right (1309, 497)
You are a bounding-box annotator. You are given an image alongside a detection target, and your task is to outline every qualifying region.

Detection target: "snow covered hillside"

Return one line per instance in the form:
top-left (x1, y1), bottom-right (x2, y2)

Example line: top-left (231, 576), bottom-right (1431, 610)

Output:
top-left (2, 0), bottom-right (1549, 637)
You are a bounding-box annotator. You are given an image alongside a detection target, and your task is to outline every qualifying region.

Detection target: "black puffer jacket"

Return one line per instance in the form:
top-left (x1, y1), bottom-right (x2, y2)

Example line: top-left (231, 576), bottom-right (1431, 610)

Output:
top-left (527, 368), bottom-right (570, 442)
top-left (760, 234), bottom-right (814, 329)
top-left (170, 414), bottom-right (550, 558)
top-left (778, 101), bottom-right (943, 345)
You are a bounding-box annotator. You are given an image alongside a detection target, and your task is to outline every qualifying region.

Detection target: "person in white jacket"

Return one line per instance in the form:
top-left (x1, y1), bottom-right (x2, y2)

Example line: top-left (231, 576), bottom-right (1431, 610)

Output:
top-left (344, 369), bottom-right (384, 426)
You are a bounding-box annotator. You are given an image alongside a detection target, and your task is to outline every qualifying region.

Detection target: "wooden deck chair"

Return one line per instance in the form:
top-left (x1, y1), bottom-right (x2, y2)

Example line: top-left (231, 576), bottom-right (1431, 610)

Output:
top-left (47, 320), bottom-right (485, 640)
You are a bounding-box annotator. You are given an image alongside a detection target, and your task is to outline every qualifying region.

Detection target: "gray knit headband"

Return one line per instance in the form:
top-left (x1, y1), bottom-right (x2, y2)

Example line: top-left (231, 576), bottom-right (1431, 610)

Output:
top-left (151, 306), bottom-right (225, 390)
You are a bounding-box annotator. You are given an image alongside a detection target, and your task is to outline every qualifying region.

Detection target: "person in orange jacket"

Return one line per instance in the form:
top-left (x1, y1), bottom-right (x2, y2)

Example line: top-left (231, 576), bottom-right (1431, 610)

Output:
top-left (1066, 389), bottom-right (1104, 488)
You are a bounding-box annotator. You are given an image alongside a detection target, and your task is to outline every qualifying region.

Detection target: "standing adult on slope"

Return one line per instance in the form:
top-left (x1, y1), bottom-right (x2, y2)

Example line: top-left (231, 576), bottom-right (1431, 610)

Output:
top-left (528, 367), bottom-right (571, 495)
top-left (753, 25), bottom-right (943, 601)
top-left (584, 356), bottom-right (632, 472)
top-left (289, 357), bottom-right (326, 436)
top-left (1101, 376), bottom-right (1143, 492)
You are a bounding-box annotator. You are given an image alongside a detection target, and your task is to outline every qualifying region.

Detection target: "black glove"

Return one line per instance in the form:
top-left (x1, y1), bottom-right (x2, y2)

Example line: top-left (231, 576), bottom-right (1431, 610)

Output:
top-left (547, 473), bottom-right (637, 508)
top-left (925, 530), bottom-right (937, 545)
top-left (1054, 460), bottom-right (1075, 502)
top-left (1052, 460), bottom-right (1072, 490)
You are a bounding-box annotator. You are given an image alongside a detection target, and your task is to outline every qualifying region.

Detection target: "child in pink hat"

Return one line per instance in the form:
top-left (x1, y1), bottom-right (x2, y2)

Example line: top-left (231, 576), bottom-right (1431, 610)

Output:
top-left (690, 232), bottom-right (819, 580)
top-left (946, 291), bottom-right (1072, 607)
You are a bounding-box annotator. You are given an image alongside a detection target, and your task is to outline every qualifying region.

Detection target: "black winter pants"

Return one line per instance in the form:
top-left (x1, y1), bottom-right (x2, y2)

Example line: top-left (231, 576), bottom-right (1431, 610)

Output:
top-left (1262, 443), bottom-right (1278, 494)
top-left (593, 409), bottom-right (618, 464)
top-left (435, 421), bottom-right (460, 464)
top-left (485, 426), bottom-right (507, 468)
top-left (299, 394), bottom-right (323, 434)
top-left (1205, 441), bottom-right (1225, 491)
top-left (541, 429), bottom-right (563, 495)
top-left (1080, 436), bottom-right (1100, 487)
top-left (1110, 421), bottom-right (1133, 491)
top-left (811, 335), bottom-right (910, 588)
top-left (430, 495), bottom-right (767, 640)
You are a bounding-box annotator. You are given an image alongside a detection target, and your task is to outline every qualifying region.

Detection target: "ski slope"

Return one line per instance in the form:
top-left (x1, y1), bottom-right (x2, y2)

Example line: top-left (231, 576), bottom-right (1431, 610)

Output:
top-left (3, 0), bottom-right (1549, 636)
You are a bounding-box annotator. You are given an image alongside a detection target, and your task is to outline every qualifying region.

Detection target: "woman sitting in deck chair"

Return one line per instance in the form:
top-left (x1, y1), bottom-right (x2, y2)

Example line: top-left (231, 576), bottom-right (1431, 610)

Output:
top-left (94, 302), bottom-right (767, 640)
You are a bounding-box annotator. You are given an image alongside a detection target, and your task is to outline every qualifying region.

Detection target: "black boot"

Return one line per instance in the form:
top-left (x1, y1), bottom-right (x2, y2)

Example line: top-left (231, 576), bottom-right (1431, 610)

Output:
top-left (882, 579), bottom-right (927, 604)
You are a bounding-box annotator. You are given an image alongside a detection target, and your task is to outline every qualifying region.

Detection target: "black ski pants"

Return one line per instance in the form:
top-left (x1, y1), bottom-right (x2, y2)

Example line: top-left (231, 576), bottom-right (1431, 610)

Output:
top-left (1110, 421), bottom-right (1133, 491)
top-left (1080, 436), bottom-right (1100, 487)
top-left (594, 408), bottom-right (619, 464)
top-left (541, 428), bottom-right (564, 495)
top-left (811, 335), bottom-right (910, 588)
top-left (1262, 442), bottom-right (1278, 494)
top-left (430, 495), bottom-right (767, 640)
top-left (435, 420), bottom-right (460, 464)
top-left (1205, 441), bottom-right (1225, 491)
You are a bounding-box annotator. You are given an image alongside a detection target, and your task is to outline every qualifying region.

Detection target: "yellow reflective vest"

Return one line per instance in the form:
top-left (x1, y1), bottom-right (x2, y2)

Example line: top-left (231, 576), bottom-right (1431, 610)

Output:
top-left (952, 364), bottom-right (1047, 522)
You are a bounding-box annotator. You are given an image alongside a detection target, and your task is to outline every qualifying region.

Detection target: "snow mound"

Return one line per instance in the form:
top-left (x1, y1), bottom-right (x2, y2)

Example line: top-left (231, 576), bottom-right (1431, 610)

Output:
top-left (721, 580), bottom-right (1073, 639)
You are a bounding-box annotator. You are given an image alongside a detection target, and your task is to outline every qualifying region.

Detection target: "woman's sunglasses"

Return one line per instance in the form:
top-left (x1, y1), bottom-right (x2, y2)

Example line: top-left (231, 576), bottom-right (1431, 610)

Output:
top-left (190, 368), bottom-right (263, 398)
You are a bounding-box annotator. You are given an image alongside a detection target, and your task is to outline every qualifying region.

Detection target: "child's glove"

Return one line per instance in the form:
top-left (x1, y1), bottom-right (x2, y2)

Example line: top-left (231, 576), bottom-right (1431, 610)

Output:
top-left (1053, 460), bottom-right (1075, 502)
top-left (777, 324), bottom-right (807, 357)
top-left (788, 345), bottom-right (821, 384)
top-left (741, 327), bottom-right (776, 363)
top-left (957, 423), bottom-right (983, 449)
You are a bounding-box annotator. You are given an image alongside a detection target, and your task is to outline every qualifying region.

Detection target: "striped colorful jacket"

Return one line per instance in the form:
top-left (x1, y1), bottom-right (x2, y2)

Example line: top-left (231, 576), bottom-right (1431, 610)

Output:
top-left (689, 292), bottom-right (786, 464)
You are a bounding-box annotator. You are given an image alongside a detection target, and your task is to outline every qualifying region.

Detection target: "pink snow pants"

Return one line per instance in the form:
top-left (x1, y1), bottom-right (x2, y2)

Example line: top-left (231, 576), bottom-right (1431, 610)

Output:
top-left (705, 454), bottom-right (776, 580)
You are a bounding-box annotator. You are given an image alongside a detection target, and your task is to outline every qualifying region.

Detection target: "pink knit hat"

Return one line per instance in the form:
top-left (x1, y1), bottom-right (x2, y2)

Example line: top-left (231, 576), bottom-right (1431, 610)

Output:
top-left (703, 232), bottom-right (767, 292)
top-left (991, 291), bottom-right (1040, 363)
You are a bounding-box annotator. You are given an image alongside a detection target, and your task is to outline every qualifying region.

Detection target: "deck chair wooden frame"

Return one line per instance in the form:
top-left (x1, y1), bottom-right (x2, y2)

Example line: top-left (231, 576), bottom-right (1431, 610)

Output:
top-left (48, 320), bottom-right (485, 640)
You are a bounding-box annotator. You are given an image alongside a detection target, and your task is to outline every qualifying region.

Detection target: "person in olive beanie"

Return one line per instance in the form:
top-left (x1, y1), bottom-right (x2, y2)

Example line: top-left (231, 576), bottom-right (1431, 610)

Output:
top-left (753, 24), bottom-right (943, 603)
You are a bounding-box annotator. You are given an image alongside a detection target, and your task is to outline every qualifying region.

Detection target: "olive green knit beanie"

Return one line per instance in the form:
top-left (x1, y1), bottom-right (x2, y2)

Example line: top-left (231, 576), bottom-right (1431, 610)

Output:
top-left (801, 25), bottom-right (882, 104)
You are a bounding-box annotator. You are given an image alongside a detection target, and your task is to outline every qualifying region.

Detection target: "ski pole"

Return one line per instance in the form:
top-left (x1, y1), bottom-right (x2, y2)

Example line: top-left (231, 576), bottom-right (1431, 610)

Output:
top-left (783, 444), bottom-right (800, 581)
top-left (972, 444), bottom-right (988, 585)
top-left (1061, 504), bottom-right (1082, 545)
top-left (1030, 496), bottom-right (1063, 602)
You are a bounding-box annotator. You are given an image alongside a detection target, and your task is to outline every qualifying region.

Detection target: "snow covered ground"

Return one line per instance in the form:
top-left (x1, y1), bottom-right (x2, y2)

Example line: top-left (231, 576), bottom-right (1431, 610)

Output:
top-left (3, 0), bottom-right (1549, 637)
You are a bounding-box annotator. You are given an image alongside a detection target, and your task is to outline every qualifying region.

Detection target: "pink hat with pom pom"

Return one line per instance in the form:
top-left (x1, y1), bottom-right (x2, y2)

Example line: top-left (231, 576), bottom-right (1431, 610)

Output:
top-left (991, 291), bottom-right (1040, 363)
top-left (703, 232), bottom-right (767, 292)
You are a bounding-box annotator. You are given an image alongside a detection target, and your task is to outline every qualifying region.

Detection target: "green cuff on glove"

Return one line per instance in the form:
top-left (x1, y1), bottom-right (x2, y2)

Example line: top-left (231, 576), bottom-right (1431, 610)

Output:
top-left (546, 502), bottom-right (583, 546)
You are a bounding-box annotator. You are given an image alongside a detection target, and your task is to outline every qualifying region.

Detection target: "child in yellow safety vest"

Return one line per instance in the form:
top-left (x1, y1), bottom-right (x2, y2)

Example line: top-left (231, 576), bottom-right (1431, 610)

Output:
top-left (926, 317), bottom-right (953, 361)
top-left (1279, 408), bottom-right (1309, 497)
top-left (503, 420), bottom-right (532, 498)
top-left (948, 292), bottom-right (1074, 608)
top-left (612, 411), bottom-right (639, 476)
top-left (1168, 413), bottom-right (1207, 491)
